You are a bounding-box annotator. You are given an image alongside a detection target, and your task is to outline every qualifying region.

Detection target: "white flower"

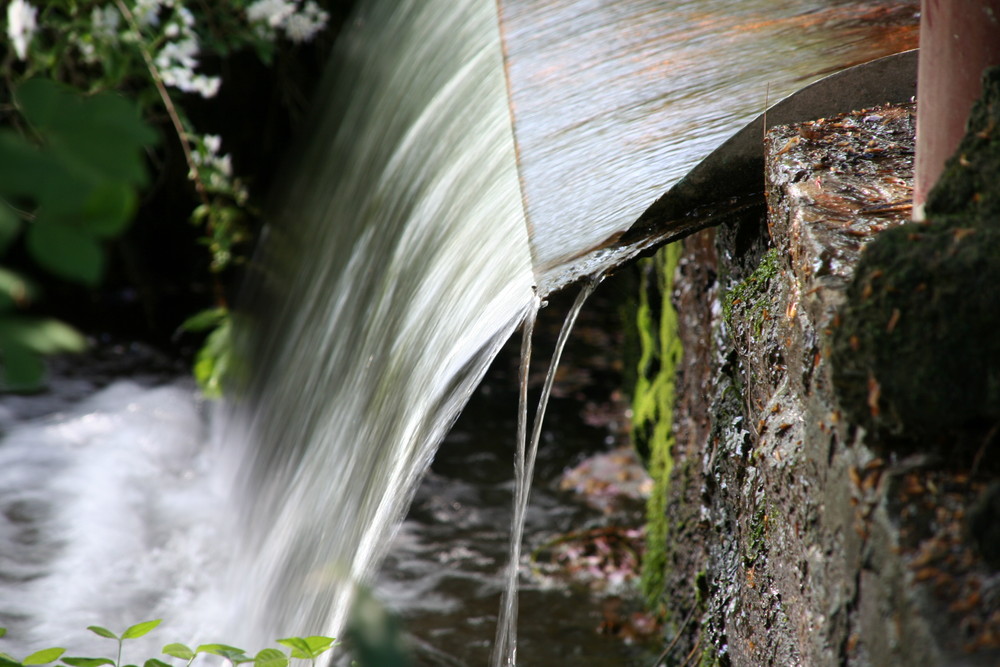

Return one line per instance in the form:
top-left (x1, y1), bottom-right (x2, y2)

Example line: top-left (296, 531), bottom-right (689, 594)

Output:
top-left (177, 6), bottom-right (195, 27)
top-left (155, 38), bottom-right (198, 72)
top-left (191, 74), bottom-right (220, 98)
top-left (216, 154), bottom-right (232, 177)
top-left (246, 0), bottom-right (296, 28)
top-left (6, 0), bottom-right (38, 61)
top-left (77, 40), bottom-right (97, 62)
top-left (203, 135), bottom-right (222, 155)
top-left (284, 2), bottom-right (329, 43)
top-left (90, 5), bottom-right (121, 42)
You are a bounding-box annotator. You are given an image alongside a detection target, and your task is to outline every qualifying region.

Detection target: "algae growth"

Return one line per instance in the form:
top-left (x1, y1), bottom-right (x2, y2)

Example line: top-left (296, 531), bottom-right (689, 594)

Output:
top-left (631, 242), bottom-right (683, 609)
top-left (722, 248), bottom-right (781, 337)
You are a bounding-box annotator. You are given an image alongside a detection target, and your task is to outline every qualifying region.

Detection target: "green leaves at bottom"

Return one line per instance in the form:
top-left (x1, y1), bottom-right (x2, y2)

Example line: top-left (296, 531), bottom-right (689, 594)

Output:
top-left (22, 648), bottom-right (65, 666)
top-left (194, 645), bottom-right (249, 664)
top-left (85, 627), bottom-right (118, 641)
top-left (61, 658), bottom-right (115, 667)
top-left (252, 649), bottom-right (287, 667)
top-left (274, 638), bottom-right (337, 661)
top-left (160, 644), bottom-right (194, 662)
top-left (121, 621), bottom-right (160, 641)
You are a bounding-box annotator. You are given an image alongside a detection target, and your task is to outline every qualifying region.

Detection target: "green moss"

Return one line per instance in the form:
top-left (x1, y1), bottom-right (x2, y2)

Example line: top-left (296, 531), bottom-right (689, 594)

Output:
top-left (722, 248), bottom-right (781, 336)
top-left (744, 499), bottom-right (770, 566)
top-left (699, 644), bottom-right (721, 667)
top-left (632, 242), bottom-right (683, 610)
top-left (924, 65), bottom-right (1000, 224)
top-left (830, 66), bottom-right (1000, 442)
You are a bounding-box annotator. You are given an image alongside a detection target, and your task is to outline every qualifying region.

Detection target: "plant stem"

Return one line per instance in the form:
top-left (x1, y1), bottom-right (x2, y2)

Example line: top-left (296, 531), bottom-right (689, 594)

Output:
top-left (112, 0), bottom-right (209, 205)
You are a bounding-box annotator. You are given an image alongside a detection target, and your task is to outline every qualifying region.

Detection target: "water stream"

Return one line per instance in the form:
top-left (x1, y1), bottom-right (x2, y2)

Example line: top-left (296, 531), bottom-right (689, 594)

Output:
top-left (220, 0), bottom-right (534, 648)
top-left (492, 277), bottom-right (599, 667)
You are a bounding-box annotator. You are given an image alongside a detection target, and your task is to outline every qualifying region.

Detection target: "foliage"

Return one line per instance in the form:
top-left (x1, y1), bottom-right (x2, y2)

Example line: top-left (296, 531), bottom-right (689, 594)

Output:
top-left (179, 306), bottom-right (232, 398)
top-left (0, 621), bottom-right (340, 667)
top-left (1, 0), bottom-right (332, 393)
top-left (0, 77), bottom-right (156, 389)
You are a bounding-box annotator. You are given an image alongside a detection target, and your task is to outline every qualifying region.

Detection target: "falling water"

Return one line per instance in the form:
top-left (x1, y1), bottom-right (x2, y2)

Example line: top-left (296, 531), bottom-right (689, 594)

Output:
top-left (221, 0), bottom-right (535, 647)
top-left (491, 277), bottom-right (601, 667)
top-left (0, 0), bottom-right (536, 656)
top-left (0, 0), bottom-right (920, 661)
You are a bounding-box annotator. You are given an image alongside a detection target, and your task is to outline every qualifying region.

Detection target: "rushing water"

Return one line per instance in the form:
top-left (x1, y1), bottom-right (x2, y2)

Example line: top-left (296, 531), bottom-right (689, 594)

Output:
top-left (220, 0), bottom-right (534, 648)
top-left (0, 0), bottom-right (919, 662)
top-left (1, 0), bottom-right (535, 656)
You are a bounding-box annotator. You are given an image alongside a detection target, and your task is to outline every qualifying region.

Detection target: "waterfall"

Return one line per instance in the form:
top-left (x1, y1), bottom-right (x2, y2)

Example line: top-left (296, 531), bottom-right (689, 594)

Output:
top-left (219, 0), bottom-right (535, 648)
top-left (0, 0), bottom-right (535, 656)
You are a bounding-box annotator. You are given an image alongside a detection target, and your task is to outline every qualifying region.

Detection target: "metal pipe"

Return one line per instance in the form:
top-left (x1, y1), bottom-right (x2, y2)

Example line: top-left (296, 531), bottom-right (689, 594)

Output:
top-left (913, 0), bottom-right (1000, 219)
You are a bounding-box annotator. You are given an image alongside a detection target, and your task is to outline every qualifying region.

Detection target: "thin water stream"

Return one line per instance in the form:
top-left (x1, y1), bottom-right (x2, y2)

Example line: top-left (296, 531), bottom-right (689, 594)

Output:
top-left (375, 277), bottom-right (655, 666)
top-left (492, 277), bottom-right (600, 667)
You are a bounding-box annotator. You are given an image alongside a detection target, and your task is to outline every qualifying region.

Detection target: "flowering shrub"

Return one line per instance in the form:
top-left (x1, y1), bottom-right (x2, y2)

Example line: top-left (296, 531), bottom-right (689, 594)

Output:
top-left (1, 0), bottom-right (331, 391)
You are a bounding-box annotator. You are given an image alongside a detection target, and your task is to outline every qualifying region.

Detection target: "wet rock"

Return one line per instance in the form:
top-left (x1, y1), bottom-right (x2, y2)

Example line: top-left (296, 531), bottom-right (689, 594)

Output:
top-left (831, 224), bottom-right (1000, 440)
top-left (640, 94), bottom-right (1000, 666)
top-left (966, 482), bottom-right (1000, 571)
top-left (831, 66), bottom-right (1000, 442)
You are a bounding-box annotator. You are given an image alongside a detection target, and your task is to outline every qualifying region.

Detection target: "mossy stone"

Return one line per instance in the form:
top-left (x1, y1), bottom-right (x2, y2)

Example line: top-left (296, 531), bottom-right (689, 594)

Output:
top-left (831, 224), bottom-right (1000, 439)
top-left (830, 65), bottom-right (1000, 443)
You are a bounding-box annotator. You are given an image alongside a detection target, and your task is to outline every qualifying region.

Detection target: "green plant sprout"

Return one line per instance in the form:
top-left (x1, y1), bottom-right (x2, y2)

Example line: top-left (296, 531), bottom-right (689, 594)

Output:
top-left (0, 622), bottom-right (338, 667)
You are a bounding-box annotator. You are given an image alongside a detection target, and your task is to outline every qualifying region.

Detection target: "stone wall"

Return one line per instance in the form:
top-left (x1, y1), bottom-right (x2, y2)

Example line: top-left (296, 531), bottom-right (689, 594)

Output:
top-left (639, 94), bottom-right (1000, 666)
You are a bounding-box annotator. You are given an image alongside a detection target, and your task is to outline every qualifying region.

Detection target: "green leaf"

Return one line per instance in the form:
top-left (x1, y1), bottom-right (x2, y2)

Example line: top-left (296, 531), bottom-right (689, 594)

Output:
top-left (86, 627), bottom-right (118, 641)
top-left (0, 268), bottom-right (36, 310)
top-left (252, 649), bottom-right (286, 667)
top-left (0, 201), bottom-right (20, 254)
top-left (274, 638), bottom-right (336, 661)
top-left (0, 627), bottom-right (5, 638)
top-left (23, 648), bottom-right (65, 665)
top-left (26, 221), bottom-right (103, 286)
top-left (142, 659), bottom-right (171, 667)
top-left (15, 79), bottom-right (157, 186)
top-left (121, 620), bottom-right (160, 640)
top-left (0, 315), bottom-right (86, 355)
top-left (179, 307), bottom-right (228, 333)
top-left (81, 181), bottom-right (136, 237)
top-left (0, 654), bottom-right (23, 667)
top-left (195, 645), bottom-right (247, 662)
top-left (62, 658), bottom-right (116, 667)
top-left (1, 339), bottom-right (45, 392)
top-left (192, 316), bottom-right (231, 398)
top-left (161, 644), bottom-right (195, 661)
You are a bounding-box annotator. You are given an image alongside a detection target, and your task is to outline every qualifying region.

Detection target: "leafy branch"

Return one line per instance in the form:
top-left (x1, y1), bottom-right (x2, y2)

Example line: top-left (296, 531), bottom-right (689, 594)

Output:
top-left (0, 0), bottom-right (332, 393)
